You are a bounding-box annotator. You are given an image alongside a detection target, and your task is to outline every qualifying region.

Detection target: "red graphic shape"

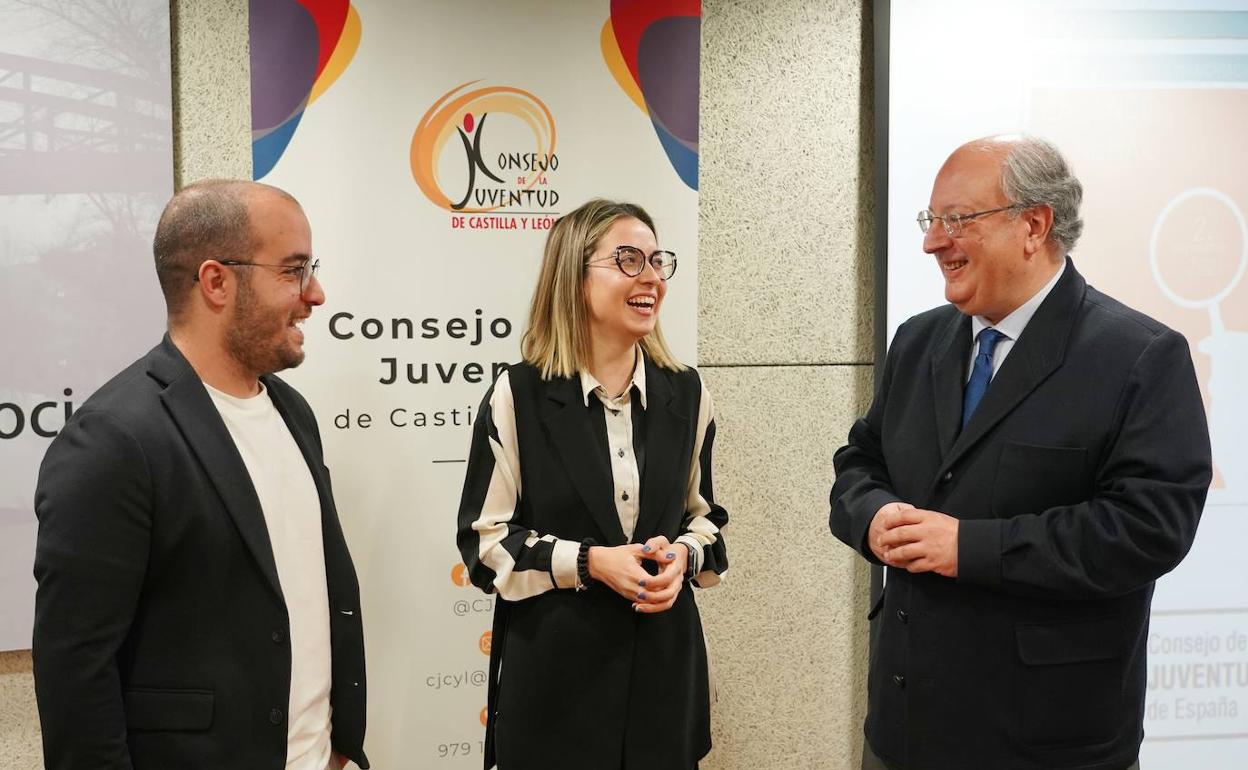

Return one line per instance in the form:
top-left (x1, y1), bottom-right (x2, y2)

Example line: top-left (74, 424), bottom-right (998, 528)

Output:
top-left (296, 0), bottom-right (350, 80)
top-left (609, 0), bottom-right (700, 84)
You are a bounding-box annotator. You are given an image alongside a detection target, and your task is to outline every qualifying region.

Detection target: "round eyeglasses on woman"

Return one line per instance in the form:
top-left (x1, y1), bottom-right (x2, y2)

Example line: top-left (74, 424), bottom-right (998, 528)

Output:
top-left (586, 246), bottom-right (677, 280)
top-left (916, 205), bottom-right (1021, 237)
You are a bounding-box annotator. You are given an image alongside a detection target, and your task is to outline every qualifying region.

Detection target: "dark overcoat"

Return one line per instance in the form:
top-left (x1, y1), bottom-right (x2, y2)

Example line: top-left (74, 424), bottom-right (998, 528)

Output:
top-left (831, 260), bottom-right (1211, 769)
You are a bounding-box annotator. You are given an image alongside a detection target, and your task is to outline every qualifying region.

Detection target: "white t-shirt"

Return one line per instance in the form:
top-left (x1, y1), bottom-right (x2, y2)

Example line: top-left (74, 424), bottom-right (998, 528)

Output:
top-left (206, 383), bottom-right (333, 770)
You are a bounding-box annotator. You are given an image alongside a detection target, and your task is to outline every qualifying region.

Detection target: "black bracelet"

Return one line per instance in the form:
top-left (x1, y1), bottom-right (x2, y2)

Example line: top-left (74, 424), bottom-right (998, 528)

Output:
top-left (576, 538), bottom-right (596, 591)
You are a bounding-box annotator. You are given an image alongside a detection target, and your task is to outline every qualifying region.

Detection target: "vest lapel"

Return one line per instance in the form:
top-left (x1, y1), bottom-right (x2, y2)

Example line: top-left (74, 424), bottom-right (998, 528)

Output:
top-left (632, 361), bottom-right (689, 545)
top-left (540, 376), bottom-right (628, 545)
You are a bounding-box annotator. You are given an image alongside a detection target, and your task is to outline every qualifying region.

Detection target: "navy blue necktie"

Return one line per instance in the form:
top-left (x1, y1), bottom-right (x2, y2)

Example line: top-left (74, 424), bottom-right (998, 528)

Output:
top-left (962, 328), bottom-right (1007, 429)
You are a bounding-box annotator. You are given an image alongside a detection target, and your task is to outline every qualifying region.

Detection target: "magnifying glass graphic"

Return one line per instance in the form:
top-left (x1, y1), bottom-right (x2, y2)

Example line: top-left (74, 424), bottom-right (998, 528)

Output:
top-left (1149, 187), bottom-right (1248, 335)
top-left (1151, 187), bottom-right (1248, 502)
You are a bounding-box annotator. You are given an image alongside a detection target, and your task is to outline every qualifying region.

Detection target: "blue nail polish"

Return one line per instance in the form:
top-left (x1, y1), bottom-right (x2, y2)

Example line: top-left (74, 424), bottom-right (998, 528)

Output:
top-left (637, 592), bottom-right (646, 600)
top-left (642, 545), bottom-right (652, 553)
top-left (639, 579), bottom-right (647, 587)
top-left (665, 552), bottom-right (676, 560)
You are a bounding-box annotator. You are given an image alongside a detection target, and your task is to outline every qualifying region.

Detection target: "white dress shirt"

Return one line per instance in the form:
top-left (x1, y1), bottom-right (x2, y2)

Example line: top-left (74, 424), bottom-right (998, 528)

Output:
top-left (968, 259), bottom-right (1067, 381)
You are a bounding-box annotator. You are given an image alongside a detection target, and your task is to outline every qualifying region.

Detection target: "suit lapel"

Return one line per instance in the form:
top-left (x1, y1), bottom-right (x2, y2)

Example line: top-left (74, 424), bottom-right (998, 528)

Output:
top-left (540, 376), bottom-right (628, 545)
top-left (265, 377), bottom-right (343, 549)
top-left (940, 259), bottom-right (1086, 473)
top-left (930, 312), bottom-right (972, 461)
top-left (265, 378), bottom-right (331, 522)
top-left (632, 360), bottom-right (688, 545)
top-left (149, 336), bottom-right (284, 602)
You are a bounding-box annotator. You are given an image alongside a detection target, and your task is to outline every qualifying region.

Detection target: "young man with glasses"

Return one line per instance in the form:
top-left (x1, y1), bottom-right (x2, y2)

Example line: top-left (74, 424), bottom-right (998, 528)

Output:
top-left (830, 136), bottom-right (1210, 769)
top-left (33, 181), bottom-right (368, 770)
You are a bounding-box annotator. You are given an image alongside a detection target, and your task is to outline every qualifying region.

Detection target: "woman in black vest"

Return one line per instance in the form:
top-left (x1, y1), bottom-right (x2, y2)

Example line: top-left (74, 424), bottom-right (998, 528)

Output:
top-left (457, 198), bottom-right (728, 770)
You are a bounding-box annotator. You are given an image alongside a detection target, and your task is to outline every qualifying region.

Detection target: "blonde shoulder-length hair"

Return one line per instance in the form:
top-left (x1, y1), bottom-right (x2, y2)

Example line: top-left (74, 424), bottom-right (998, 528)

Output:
top-left (520, 198), bottom-right (685, 380)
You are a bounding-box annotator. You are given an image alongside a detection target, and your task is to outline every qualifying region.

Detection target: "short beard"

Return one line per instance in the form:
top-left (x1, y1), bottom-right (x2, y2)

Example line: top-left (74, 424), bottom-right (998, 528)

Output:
top-left (224, 275), bottom-right (304, 377)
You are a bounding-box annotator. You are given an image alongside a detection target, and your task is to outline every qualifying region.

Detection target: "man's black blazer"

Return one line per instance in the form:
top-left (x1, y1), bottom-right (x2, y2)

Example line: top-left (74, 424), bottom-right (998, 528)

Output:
top-left (830, 260), bottom-right (1211, 769)
top-left (33, 335), bottom-right (368, 770)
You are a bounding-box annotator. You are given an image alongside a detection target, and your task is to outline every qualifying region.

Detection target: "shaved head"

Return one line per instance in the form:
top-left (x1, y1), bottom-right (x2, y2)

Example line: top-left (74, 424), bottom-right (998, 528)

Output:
top-left (152, 180), bottom-right (299, 319)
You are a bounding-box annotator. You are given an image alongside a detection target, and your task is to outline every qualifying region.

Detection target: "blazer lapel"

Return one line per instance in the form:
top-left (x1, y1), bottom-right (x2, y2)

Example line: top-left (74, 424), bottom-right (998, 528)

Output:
top-left (930, 312), bottom-right (973, 461)
top-left (149, 336), bottom-right (284, 602)
top-left (265, 377), bottom-right (345, 554)
top-left (632, 360), bottom-right (689, 545)
top-left (540, 376), bottom-right (628, 545)
top-left (941, 259), bottom-right (1086, 473)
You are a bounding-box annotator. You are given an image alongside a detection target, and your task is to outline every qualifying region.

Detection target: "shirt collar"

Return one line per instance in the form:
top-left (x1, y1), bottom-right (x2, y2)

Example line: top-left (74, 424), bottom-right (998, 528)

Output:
top-left (579, 346), bottom-right (647, 409)
top-left (970, 258), bottom-right (1066, 343)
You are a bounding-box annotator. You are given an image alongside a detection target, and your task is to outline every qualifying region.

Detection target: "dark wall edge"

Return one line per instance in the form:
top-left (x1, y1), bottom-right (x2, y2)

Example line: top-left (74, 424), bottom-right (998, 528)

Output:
top-left (873, 0), bottom-right (889, 371)
top-left (868, 0), bottom-right (890, 665)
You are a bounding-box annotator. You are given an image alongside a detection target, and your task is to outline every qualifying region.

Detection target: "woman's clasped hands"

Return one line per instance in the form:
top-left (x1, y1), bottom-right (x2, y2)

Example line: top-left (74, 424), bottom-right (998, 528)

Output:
top-left (588, 535), bottom-right (688, 613)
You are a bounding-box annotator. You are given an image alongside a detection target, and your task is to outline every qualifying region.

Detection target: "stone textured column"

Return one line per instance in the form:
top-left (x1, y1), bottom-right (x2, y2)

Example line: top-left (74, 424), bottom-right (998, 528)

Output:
top-left (697, 1), bottom-right (875, 767)
top-left (170, 0), bottom-right (252, 185)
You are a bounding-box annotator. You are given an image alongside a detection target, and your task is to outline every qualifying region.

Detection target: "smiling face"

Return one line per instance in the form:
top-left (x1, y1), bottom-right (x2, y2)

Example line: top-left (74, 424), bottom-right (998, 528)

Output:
top-left (583, 216), bottom-right (666, 349)
top-left (224, 192), bottom-right (324, 377)
top-left (924, 144), bottom-right (1048, 324)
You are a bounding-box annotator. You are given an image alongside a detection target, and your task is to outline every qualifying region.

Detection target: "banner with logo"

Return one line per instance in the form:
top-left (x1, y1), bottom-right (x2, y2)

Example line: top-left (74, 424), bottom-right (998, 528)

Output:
top-left (0, 1), bottom-right (172, 651)
top-left (886, 2), bottom-right (1248, 766)
top-left (249, 1), bottom-right (699, 765)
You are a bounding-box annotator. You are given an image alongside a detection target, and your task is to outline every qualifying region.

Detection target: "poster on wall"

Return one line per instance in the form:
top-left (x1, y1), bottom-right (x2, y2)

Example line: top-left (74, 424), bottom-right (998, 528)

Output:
top-left (887, 2), bottom-right (1248, 766)
top-left (248, 1), bottom-right (699, 765)
top-left (0, 0), bottom-right (173, 651)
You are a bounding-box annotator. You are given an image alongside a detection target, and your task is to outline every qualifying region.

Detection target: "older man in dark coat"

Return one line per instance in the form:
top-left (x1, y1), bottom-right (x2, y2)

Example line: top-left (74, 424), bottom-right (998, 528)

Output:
top-left (830, 135), bottom-right (1211, 770)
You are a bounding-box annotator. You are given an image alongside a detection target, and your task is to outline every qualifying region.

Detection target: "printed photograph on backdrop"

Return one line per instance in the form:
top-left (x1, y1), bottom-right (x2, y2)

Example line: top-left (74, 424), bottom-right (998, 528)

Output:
top-left (0, 0), bottom-right (173, 651)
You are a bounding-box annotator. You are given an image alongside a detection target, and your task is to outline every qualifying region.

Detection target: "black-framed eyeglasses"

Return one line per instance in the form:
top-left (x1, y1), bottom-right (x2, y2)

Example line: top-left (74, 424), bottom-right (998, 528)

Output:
top-left (195, 259), bottom-right (320, 293)
top-left (917, 205), bottom-right (1022, 237)
top-left (586, 246), bottom-right (677, 280)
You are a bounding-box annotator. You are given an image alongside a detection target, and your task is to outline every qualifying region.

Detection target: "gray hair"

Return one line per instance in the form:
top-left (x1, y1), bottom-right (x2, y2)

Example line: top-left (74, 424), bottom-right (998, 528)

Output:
top-left (999, 136), bottom-right (1083, 254)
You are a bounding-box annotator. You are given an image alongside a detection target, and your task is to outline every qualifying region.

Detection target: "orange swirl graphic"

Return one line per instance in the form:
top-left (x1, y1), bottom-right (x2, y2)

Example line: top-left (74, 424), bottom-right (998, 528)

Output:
top-left (411, 81), bottom-right (557, 213)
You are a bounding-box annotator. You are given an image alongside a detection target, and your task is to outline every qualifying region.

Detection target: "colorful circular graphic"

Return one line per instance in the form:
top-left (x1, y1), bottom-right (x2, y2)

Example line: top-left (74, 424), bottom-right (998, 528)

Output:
top-left (250, 0), bottom-right (361, 180)
top-left (601, 0), bottom-right (700, 190)
top-left (410, 81), bottom-right (556, 213)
